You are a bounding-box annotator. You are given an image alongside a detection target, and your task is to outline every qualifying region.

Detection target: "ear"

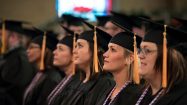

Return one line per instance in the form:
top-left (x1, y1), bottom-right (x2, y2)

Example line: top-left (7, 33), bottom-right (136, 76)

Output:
top-left (125, 54), bottom-right (134, 65)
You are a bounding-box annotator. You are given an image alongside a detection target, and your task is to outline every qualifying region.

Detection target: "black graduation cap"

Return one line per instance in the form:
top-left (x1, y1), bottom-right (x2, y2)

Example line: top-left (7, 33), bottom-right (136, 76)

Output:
top-left (139, 17), bottom-right (187, 54)
top-left (172, 17), bottom-right (187, 32)
top-left (23, 27), bottom-right (43, 39)
top-left (61, 25), bottom-right (79, 37)
top-left (96, 15), bottom-right (111, 26)
top-left (60, 25), bottom-right (79, 49)
top-left (110, 32), bottom-right (142, 51)
top-left (0, 20), bottom-right (29, 34)
top-left (81, 21), bottom-right (112, 51)
top-left (110, 11), bottom-right (133, 31)
top-left (130, 14), bottom-right (150, 28)
top-left (31, 30), bottom-right (58, 50)
top-left (61, 14), bottom-right (84, 26)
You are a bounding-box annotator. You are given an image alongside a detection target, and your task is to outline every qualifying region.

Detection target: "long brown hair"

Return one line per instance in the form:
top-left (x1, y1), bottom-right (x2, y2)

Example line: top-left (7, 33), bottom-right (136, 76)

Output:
top-left (154, 45), bottom-right (187, 92)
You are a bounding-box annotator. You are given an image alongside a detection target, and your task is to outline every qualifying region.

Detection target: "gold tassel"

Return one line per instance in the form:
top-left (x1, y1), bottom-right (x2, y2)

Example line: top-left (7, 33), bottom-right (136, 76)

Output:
top-left (133, 33), bottom-right (140, 84)
top-left (72, 32), bottom-right (76, 75)
top-left (1, 20), bottom-right (6, 54)
top-left (162, 25), bottom-right (167, 88)
top-left (40, 32), bottom-right (47, 71)
top-left (93, 26), bottom-right (99, 73)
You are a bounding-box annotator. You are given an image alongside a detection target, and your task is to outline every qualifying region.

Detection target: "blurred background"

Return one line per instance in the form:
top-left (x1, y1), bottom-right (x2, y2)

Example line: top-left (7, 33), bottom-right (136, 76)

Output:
top-left (0, 0), bottom-right (187, 32)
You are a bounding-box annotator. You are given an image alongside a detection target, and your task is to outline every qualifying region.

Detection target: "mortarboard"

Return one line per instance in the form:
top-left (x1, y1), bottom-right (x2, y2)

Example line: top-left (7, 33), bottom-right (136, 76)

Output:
top-left (110, 11), bottom-right (133, 31)
top-left (23, 27), bottom-right (43, 39)
top-left (81, 20), bottom-right (112, 51)
top-left (172, 17), bottom-right (187, 32)
top-left (139, 17), bottom-right (187, 48)
top-left (96, 15), bottom-right (111, 27)
top-left (31, 30), bottom-right (58, 51)
top-left (60, 25), bottom-right (79, 49)
top-left (60, 14), bottom-right (84, 27)
top-left (0, 20), bottom-right (29, 34)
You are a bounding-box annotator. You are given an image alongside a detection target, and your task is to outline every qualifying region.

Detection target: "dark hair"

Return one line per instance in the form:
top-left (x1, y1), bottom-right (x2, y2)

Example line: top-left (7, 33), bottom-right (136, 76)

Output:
top-left (44, 48), bottom-right (56, 70)
top-left (79, 41), bottom-right (104, 81)
top-left (154, 45), bottom-right (187, 92)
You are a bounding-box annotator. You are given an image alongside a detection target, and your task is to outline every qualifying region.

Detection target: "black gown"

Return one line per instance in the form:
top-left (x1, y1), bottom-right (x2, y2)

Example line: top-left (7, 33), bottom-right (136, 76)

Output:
top-left (84, 72), bottom-right (115, 105)
top-left (155, 81), bottom-right (187, 105)
top-left (47, 72), bottom-right (81, 105)
top-left (0, 47), bottom-right (36, 105)
top-left (23, 68), bottom-right (62, 105)
top-left (97, 82), bottom-right (142, 105)
top-left (60, 72), bottom-right (115, 105)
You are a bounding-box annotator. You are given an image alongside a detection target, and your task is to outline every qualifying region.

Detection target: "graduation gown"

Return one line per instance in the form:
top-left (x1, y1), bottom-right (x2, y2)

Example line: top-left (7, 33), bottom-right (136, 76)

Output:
top-left (0, 47), bottom-right (36, 105)
top-left (84, 72), bottom-right (115, 105)
top-left (23, 68), bottom-right (62, 105)
top-left (155, 81), bottom-right (187, 105)
top-left (97, 82), bottom-right (142, 105)
top-left (60, 72), bottom-right (115, 105)
top-left (47, 72), bottom-right (81, 105)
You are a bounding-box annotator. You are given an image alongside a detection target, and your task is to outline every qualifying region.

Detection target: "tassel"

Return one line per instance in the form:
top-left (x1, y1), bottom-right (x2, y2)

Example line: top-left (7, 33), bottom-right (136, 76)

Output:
top-left (93, 26), bottom-right (99, 73)
top-left (40, 32), bottom-right (47, 71)
top-left (72, 32), bottom-right (76, 74)
top-left (1, 20), bottom-right (6, 54)
top-left (133, 33), bottom-right (140, 84)
top-left (162, 25), bottom-right (167, 88)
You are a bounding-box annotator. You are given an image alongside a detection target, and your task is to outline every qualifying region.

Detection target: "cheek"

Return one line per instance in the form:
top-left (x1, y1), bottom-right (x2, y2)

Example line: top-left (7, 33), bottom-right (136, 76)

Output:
top-left (75, 49), bottom-right (91, 64)
top-left (139, 55), bottom-right (157, 77)
top-left (54, 52), bottom-right (72, 65)
top-left (104, 55), bottom-right (125, 71)
top-left (29, 50), bottom-right (41, 62)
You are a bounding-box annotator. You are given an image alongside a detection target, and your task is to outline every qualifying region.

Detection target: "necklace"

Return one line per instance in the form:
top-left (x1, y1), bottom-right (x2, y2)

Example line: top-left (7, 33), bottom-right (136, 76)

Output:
top-left (103, 81), bottom-right (131, 105)
top-left (135, 86), bottom-right (164, 105)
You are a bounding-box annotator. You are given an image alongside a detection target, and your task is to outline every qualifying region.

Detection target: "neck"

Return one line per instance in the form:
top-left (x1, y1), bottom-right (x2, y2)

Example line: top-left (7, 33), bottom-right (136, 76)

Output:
top-left (112, 67), bottom-right (130, 89)
top-left (36, 59), bottom-right (41, 70)
top-left (148, 72), bottom-right (162, 95)
top-left (60, 62), bottom-right (74, 76)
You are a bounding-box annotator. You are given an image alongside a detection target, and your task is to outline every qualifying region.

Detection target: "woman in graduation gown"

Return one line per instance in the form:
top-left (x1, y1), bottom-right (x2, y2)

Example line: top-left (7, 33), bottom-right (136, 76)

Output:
top-left (46, 27), bottom-right (82, 105)
top-left (60, 29), bottom-right (115, 105)
top-left (22, 31), bottom-right (62, 105)
top-left (96, 31), bottom-right (142, 105)
top-left (134, 18), bottom-right (187, 105)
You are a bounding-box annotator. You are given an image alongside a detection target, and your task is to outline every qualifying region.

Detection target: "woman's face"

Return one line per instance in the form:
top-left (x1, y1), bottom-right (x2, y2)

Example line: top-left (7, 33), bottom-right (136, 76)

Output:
top-left (138, 41), bottom-right (158, 79)
top-left (103, 43), bottom-right (128, 72)
top-left (53, 43), bottom-right (73, 67)
top-left (73, 39), bottom-right (92, 67)
top-left (27, 43), bottom-right (41, 63)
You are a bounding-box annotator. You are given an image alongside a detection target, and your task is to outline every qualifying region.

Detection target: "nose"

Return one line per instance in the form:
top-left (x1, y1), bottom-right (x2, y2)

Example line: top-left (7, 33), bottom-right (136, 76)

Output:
top-left (103, 50), bottom-right (109, 59)
top-left (73, 47), bottom-right (78, 55)
top-left (53, 49), bottom-right (57, 55)
top-left (138, 51), bottom-right (145, 60)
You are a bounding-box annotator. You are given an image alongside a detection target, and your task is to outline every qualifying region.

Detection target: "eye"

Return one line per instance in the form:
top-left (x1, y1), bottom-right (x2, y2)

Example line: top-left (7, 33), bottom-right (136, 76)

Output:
top-left (144, 48), bottom-right (152, 54)
top-left (77, 43), bottom-right (83, 48)
top-left (110, 47), bottom-right (116, 52)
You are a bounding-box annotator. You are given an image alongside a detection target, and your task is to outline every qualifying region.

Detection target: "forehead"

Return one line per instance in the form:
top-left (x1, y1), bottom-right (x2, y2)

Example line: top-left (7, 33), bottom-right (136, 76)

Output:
top-left (140, 41), bottom-right (157, 48)
top-left (57, 43), bottom-right (69, 49)
top-left (77, 39), bottom-right (89, 44)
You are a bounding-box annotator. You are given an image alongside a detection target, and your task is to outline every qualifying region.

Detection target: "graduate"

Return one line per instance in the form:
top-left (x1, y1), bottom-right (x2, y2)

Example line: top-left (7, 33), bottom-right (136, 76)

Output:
top-left (96, 21), bottom-right (142, 105)
top-left (46, 26), bottom-right (82, 105)
top-left (60, 23), bottom-right (115, 105)
top-left (0, 20), bottom-right (36, 105)
top-left (135, 18), bottom-right (187, 105)
top-left (23, 31), bottom-right (62, 105)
